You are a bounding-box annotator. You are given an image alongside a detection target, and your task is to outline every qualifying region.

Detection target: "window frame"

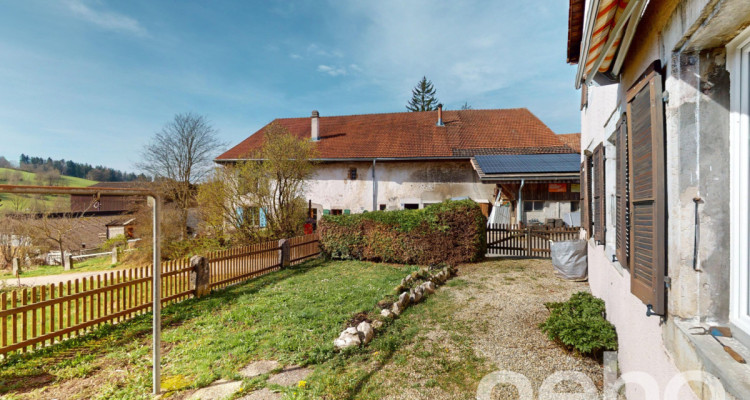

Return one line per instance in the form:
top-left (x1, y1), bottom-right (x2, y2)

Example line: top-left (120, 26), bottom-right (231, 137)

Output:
top-left (728, 27), bottom-right (750, 334)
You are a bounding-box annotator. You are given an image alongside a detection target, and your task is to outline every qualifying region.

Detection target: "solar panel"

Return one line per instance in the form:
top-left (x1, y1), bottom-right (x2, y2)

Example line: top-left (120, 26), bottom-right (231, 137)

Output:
top-left (475, 153), bottom-right (581, 174)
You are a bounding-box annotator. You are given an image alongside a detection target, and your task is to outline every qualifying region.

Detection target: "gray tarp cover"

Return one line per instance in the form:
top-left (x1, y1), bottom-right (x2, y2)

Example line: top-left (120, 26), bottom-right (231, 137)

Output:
top-left (550, 239), bottom-right (588, 281)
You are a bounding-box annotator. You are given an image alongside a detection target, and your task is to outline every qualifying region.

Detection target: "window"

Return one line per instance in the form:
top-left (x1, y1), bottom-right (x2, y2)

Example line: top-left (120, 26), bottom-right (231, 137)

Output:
top-left (403, 203), bottom-right (419, 210)
top-left (615, 114), bottom-right (630, 267)
top-left (571, 201), bottom-right (580, 212)
top-left (348, 168), bottom-right (357, 180)
top-left (379, 204), bottom-right (386, 211)
top-left (331, 209), bottom-right (343, 215)
top-left (524, 201), bottom-right (544, 212)
top-left (625, 64), bottom-right (667, 316)
top-left (729, 28), bottom-right (750, 333)
top-left (593, 143), bottom-right (606, 244)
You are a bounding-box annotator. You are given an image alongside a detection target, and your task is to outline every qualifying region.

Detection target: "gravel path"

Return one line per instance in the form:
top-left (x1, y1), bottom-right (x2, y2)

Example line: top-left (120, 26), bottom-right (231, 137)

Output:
top-left (0, 269), bottom-right (117, 287)
top-left (453, 258), bottom-right (603, 398)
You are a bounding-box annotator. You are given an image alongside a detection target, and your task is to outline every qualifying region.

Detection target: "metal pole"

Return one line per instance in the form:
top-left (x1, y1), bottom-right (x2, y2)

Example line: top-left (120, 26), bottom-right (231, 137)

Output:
top-left (150, 195), bottom-right (161, 395)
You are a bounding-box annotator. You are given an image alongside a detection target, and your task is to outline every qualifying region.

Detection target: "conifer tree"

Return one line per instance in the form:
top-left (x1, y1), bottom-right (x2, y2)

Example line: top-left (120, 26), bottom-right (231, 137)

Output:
top-left (406, 76), bottom-right (439, 112)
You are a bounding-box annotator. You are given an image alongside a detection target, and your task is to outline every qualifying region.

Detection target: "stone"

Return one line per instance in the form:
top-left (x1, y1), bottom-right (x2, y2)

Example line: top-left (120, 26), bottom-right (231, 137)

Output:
top-left (356, 321), bottom-right (374, 344)
top-left (376, 299), bottom-right (392, 309)
top-left (63, 254), bottom-right (72, 271)
top-left (391, 303), bottom-right (402, 316)
top-left (397, 291), bottom-right (410, 307)
top-left (111, 248), bottom-right (118, 264)
top-left (190, 255), bottom-right (211, 297)
top-left (278, 239), bottom-right (290, 268)
top-left (239, 360), bottom-right (280, 378)
top-left (334, 328), bottom-right (361, 350)
top-left (267, 366), bottom-right (312, 386)
top-left (422, 281), bottom-right (436, 294)
top-left (380, 309), bottom-right (394, 319)
top-left (238, 388), bottom-right (282, 400)
top-left (11, 258), bottom-right (19, 276)
top-left (371, 320), bottom-right (384, 330)
top-left (187, 379), bottom-right (243, 400)
top-left (409, 289), bottom-right (423, 304)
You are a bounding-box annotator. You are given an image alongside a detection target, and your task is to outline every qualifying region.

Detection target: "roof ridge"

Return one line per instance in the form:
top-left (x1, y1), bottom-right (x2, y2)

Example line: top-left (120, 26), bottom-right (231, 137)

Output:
top-left (269, 107), bottom-right (532, 121)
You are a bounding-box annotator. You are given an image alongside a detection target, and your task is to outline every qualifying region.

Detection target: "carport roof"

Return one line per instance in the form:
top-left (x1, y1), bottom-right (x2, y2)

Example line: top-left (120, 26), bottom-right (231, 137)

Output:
top-left (474, 153), bottom-right (581, 174)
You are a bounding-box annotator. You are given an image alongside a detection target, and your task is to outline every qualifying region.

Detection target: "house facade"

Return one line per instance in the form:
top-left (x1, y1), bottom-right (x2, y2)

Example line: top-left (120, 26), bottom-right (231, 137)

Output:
top-left (569, 0), bottom-right (750, 398)
top-left (217, 107), bottom-right (580, 223)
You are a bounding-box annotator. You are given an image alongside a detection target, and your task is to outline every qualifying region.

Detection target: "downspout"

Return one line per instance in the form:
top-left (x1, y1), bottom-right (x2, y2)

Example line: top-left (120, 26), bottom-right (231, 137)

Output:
top-left (372, 159), bottom-right (377, 211)
top-left (517, 179), bottom-right (525, 224)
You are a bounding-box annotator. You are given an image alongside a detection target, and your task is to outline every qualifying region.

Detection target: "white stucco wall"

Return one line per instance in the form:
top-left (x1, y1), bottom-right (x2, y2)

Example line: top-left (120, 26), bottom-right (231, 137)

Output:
top-left (304, 160), bottom-right (495, 215)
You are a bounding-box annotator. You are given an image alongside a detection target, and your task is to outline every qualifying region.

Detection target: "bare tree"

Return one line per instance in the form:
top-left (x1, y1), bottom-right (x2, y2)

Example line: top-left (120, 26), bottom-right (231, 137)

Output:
top-left (198, 123), bottom-right (316, 241)
top-left (0, 214), bottom-right (32, 273)
top-left (28, 197), bottom-right (91, 270)
top-left (138, 113), bottom-right (224, 239)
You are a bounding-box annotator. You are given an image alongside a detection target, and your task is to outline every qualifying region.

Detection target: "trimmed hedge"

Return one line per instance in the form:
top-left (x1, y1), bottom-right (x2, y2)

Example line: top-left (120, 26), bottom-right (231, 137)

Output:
top-left (319, 200), bottom-right (486, 266)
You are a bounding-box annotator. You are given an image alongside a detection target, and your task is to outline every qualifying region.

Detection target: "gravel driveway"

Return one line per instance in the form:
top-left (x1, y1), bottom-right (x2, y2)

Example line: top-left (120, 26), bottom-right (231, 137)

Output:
top-left (453, 258), bottom-right (603, 398)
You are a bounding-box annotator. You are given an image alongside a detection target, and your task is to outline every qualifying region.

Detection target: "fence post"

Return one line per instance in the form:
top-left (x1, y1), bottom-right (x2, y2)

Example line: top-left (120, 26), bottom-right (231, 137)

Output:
top-left (190, 256), bottom-right (211, 297)
top-left (278, 239), bottom-right (290, 268)
top-left (526, 227), bottom-right (532, 257)
top-left (11, 257), bottom-right (19, 276)
top-left (111, 248), bottom-right (118, 264)
top-left (64, 254), bottom-right (72, 271)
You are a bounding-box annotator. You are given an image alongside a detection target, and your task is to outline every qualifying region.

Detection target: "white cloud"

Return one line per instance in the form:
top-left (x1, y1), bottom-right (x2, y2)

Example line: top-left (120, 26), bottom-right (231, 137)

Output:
top-left (317, 64), bottom-right (347, 76)
top-left (65, 0), bottom-right (147, 36)
top-left (290, 53), bottom-right (303, 60)
top-left (330, 1), bottom-right (570, 108)
top-left (307, 43), bottom-right (343, 58)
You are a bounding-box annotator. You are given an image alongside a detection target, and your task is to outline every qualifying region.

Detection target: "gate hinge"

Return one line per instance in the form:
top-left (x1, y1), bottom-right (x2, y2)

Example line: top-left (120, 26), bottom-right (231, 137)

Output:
top-left (646, 304), bottom-right (664, 317)
top-left (664, 276), bottom-right (672, 289)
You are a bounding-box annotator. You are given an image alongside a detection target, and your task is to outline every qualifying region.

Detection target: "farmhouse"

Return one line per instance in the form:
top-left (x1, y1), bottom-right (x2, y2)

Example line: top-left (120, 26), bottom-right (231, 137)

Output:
top-left (568, 0), bottom-right (750, 398)
top-left (217, 107), bottom-right (580, 225)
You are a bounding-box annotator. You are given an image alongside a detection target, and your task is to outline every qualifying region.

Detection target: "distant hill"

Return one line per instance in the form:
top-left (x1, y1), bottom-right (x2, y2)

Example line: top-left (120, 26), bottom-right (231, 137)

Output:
top-left (0, 167), bottom-right (97, 212)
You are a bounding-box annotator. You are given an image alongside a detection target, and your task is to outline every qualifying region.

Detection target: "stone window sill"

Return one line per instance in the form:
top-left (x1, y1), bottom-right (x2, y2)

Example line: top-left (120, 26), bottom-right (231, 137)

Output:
top-left (674, 319), bottom-right (750, 400)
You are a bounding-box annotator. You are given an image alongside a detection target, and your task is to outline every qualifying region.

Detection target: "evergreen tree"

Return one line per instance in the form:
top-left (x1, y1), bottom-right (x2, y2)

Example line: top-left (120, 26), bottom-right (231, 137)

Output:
top-left (406, 76), bottom-right (439, 112)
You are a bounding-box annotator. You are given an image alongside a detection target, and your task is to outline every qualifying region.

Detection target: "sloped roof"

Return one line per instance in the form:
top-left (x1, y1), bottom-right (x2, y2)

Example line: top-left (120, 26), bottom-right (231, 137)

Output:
top-left (567, 0), bottom-right (585, 64)
top-left (216, 108), bottom-right (573, 161)
top-left (556, 133), bottom-right (581, 153)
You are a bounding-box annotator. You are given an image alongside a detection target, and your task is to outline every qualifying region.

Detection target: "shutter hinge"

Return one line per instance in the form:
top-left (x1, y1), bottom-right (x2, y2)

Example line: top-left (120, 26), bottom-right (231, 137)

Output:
top-left (646, 304), bottom-right (664, 317)
top-left (664, 276), bottom-right (672, 289)
top-left (662, 90), bottom-right (670, 104)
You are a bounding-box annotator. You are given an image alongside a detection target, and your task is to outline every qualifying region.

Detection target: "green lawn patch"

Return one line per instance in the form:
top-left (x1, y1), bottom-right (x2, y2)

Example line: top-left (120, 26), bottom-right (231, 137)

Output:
top-left (0, 256), bottom-right (120, 280)
top-left (0, 259), bottom-right (418, 399)
top-left (0, 167), bottom-right (97, 211)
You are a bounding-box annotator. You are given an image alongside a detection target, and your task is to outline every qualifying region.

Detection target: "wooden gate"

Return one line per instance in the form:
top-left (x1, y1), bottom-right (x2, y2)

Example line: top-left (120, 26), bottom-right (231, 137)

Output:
top-left (486, 224), bottom-right (580, 257)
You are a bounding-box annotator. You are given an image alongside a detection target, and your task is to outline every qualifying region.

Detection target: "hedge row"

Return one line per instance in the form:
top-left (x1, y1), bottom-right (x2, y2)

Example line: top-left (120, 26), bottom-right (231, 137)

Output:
top-left (318, 200), bottom-right (486, 266)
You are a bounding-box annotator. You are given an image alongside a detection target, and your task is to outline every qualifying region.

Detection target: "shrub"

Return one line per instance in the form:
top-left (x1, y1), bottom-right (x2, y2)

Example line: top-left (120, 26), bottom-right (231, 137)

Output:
top-left (101, 235), bottom-right (128, 251)
top-left (318, 199), bottom-right (486, 266)
top-left (539, 291), bottom-right (618, 356)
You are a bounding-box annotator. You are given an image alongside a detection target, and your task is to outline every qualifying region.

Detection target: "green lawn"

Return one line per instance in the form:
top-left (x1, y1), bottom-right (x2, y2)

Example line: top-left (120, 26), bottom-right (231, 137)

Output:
top-left (0, 259), bottom-right (492, 400)
top-left (0, 167), bottom-right (97, 211)
top-left (0, 259), bottom-right (417, 398)
top-left (0, 256), bottom-right (120, 280)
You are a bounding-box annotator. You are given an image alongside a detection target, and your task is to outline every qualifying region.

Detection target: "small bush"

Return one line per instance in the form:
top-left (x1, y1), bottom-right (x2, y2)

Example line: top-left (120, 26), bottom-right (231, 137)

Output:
top-left (539, 291), bottom-right (617, 355)
top-left (318, 200), bottom-right (486, 266)
top-left (101, 235), bottom-right (128, 251)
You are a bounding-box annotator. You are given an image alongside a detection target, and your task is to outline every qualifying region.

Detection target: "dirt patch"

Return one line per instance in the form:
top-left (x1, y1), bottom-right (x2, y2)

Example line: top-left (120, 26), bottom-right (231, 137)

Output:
top-left (347, 311), bottom-right (371, 327)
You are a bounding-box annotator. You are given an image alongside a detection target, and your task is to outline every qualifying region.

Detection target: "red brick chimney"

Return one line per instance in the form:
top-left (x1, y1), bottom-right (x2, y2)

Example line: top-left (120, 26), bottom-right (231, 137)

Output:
top-left (436, 104), bottom-right (444, 127)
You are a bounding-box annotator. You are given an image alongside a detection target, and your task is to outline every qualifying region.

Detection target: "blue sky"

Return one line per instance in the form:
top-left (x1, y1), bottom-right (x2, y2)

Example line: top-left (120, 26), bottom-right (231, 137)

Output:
top-left (0, 0), bottom-right (579, 172)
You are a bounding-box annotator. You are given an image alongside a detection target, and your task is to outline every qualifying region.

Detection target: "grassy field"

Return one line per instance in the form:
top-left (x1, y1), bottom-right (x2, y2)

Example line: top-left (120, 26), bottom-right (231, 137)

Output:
top-left (0, 256), bottom-right (120, 280)
top-left (0, 259), bottom-right (423, 398)
top-left (0, 167), bottom-right (97, 211)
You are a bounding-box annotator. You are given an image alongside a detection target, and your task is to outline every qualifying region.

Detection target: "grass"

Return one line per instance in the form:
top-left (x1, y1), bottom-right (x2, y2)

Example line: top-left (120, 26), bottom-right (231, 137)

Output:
top-left (0, 256), bottom-right (120, 280)
top-left (0, 259), bottom-right (493, 399)
top-left (0, 259), bottom-right (419, 398)
top-left (0, 167), bottom-right (97, 211)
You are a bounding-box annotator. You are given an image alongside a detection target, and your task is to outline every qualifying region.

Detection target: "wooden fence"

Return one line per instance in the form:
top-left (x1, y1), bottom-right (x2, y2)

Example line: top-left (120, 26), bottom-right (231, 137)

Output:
top-left (0, 233), bottom-right (320, 357)
top-left (486, 224), bottom-right (579, 257)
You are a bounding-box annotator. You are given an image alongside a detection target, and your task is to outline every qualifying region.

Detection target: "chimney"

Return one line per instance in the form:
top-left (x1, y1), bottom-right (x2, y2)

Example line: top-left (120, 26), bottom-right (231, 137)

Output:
top-left (436, 104), bottom-right (444, 127)
top-left (311, 110), bottom-right (320, 141)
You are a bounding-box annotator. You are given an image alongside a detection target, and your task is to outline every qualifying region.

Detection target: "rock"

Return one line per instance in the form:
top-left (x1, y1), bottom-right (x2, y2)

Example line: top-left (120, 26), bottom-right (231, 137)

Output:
top-left (409, 288), bottom-right (423, 304)
top-left (267, 366), bottom-right (312, 386)
top-left (334, 328), bottom-right (361, 350)
top-left (377, 299), bottom-right (392, 309)
top-left (422, 281), bottom-right (436, 294)
top-left (187, 379), bottom-right (243, 400)
top-left (371, 320), bottom-right (384, 330)
top-left (357, 321), bottom-right (374, 344)
top-left (381, 309), bottom-right (395, 319)
top-left (391, 302), bottom-right (402, 316)
top-left (239, 360), bottom-right (280, 378)
top-left (397, 291), bottom-right (410, 307)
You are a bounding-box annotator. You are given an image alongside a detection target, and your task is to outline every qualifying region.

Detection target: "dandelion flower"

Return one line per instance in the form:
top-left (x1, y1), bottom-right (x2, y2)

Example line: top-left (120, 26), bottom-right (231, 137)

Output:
top-left (298, 380), bottom-right (307, 388)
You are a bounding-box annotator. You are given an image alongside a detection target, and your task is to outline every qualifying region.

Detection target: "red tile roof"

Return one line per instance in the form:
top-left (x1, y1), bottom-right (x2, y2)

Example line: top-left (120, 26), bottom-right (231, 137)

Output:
top-left (217, 108), bottom-right (573, 161)
top-left (556, 133), bottom-right (581, 153)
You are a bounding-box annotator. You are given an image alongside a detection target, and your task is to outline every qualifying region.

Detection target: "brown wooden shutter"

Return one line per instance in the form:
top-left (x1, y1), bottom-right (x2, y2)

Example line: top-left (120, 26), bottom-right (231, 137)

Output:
top-left (593, 143), bottom-right (605, 244)
top-left (615, 115), bottom-right (630, 267)
top-left (581, 158), bottom-right (592, 237)
top-left (626, 70), bottom-right (666, 315)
